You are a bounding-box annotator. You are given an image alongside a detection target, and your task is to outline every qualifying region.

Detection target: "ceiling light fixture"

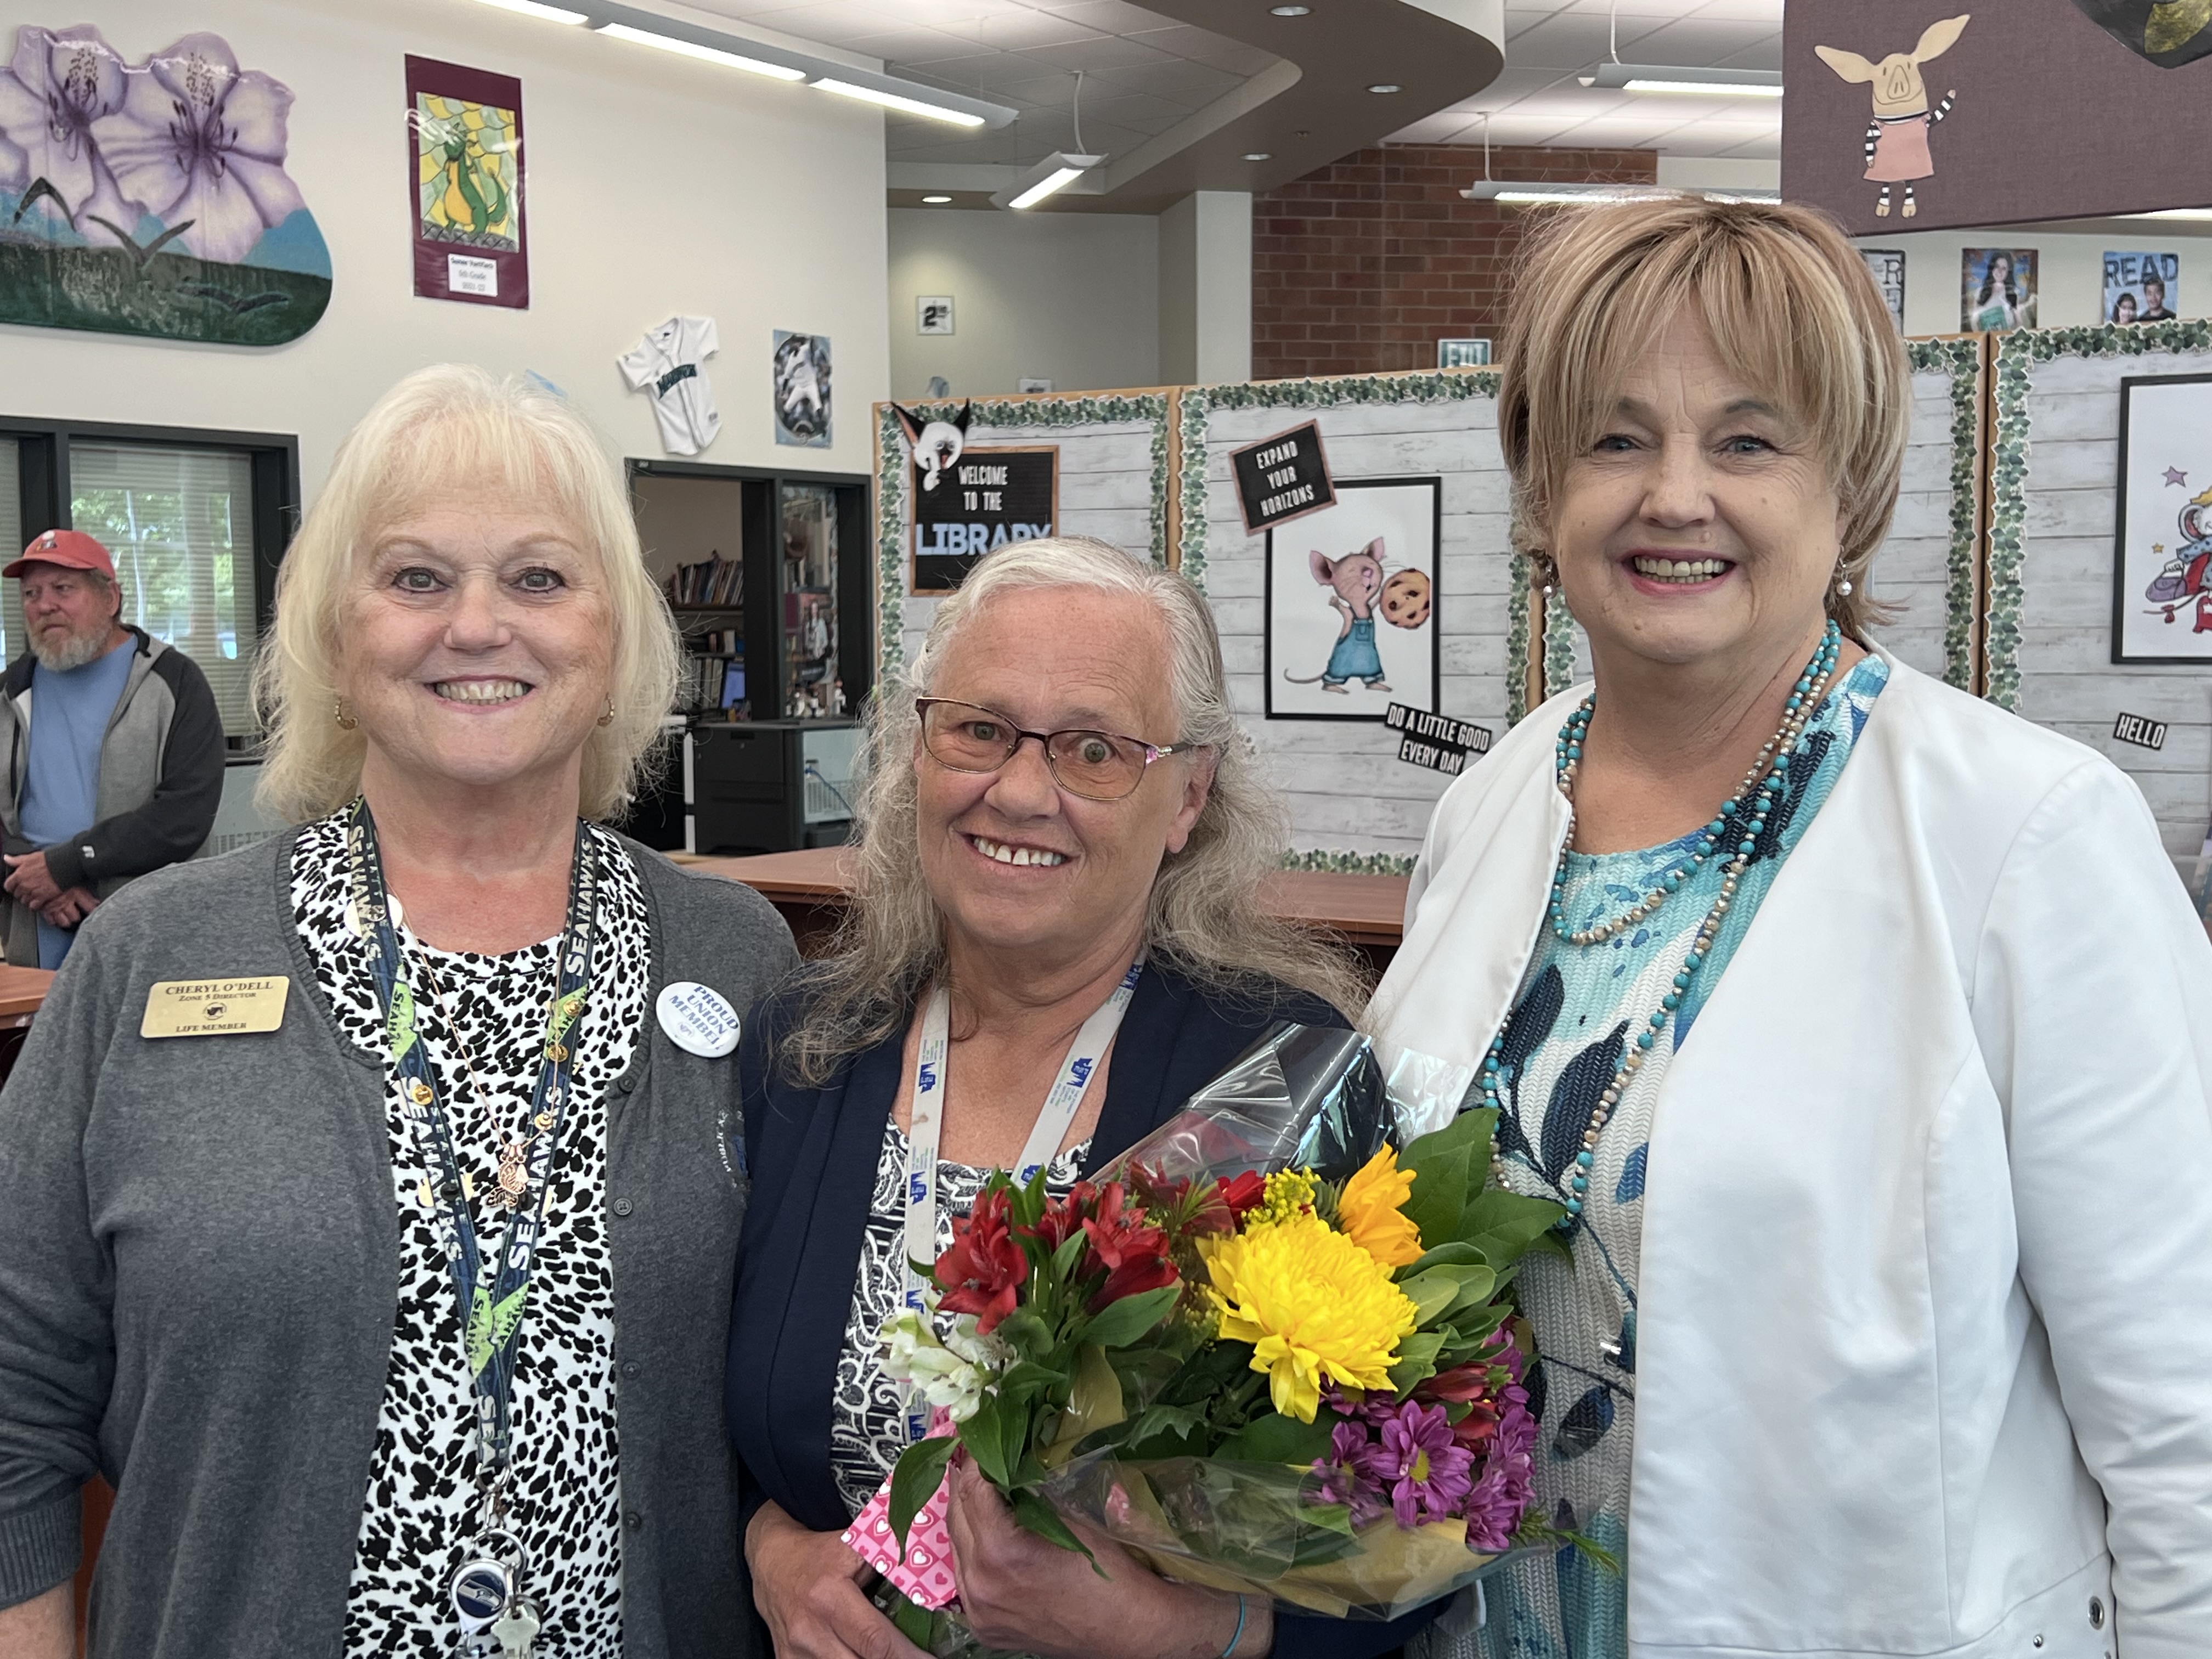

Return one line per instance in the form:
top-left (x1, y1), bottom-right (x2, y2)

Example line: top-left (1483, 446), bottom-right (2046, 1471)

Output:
top-left (1368, 82), bottom-right (1403, 93)
top-left (812, 77), bottom-right (987, 124)
top-left (1584, 63), bottom-right (1782, 96)
top-left (2129, 207), bottom-right (2212, 220)
top-left (471, 0), bottom-right (587, 21)
top-left (1243, 151), bottom-right (1272, 161)
top-left (596, 22), bottom-right (805, 78)
top-left (1270, 5), bottom-right (1311, 13)
top-left (1456, 117), bottom-right (1776, 208)
top-left (922, 194), bottom-right (953, 204)
top-left (995, 151), bottom-right (1105, 210)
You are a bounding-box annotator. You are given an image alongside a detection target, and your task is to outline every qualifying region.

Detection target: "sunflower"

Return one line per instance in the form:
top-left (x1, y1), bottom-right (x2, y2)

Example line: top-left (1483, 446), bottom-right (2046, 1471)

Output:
top-left (1201, 1211), bottom-right (1418, 1422)
top-left (1335, 1146), bottom-right (1424, 1268)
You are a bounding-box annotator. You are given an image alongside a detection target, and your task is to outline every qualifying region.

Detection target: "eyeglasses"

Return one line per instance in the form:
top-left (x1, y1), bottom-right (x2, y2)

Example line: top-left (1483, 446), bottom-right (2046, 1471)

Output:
top-left (916, 697), bottom-right (1203, 802)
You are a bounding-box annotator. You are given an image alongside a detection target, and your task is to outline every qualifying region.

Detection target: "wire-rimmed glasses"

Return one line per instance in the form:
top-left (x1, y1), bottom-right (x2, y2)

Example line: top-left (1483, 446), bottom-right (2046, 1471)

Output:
top-left (915, 697), bottom-right (1203, 802)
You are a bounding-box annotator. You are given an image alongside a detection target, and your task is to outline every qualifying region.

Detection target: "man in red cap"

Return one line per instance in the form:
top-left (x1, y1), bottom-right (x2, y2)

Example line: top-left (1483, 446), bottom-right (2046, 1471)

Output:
top-left (1, 529), bottom-right (224, 968)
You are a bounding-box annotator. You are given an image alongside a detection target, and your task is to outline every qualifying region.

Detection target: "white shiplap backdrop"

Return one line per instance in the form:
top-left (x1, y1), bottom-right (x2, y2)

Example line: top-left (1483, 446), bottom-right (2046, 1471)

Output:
top-left (1178, 375), bottom-right (1525, 862)
top-left (1991, 331), bottom-right (2212, 865)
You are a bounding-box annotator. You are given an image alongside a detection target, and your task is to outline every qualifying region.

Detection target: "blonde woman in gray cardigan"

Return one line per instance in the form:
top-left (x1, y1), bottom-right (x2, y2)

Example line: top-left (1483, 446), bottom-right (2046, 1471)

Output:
top-left (0, 367), bottom-right (796, 1659)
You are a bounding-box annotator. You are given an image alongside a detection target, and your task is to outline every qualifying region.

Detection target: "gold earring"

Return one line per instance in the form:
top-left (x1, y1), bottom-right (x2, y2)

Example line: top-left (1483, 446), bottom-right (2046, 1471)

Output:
top-left (596, 697), bottom-right (615, 728)
top-left (334, 697), bottom-right (358, 731)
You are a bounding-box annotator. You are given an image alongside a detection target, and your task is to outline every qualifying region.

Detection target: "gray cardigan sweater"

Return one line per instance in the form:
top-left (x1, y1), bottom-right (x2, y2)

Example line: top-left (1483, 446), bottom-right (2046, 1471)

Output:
top-left (0, 828), bottom-right (798, 1658)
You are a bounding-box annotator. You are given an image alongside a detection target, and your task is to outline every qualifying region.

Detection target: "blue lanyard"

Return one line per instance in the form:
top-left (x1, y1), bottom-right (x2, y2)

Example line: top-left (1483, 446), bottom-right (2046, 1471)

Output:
top-left (343, 800), bottom-right (600, 1498)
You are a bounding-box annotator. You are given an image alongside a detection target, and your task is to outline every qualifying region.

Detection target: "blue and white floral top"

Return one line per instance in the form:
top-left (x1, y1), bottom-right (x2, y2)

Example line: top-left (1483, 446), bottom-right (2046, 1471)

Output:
top-left (1421, 655), bottom-right (1888, 1659)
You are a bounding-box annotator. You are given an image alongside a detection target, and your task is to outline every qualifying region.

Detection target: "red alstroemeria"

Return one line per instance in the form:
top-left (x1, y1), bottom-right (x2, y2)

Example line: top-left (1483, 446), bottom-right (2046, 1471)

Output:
top-left (1215, 1170), bottom-right (1267, 1225)
top-left (1080, 1182), bottom-right (1178, 1311)
top-left (1415, 1363), bottom-right (1494, 1403)
top-left (936, 1185), bottom-right (1027, 1334)
top-left (1019, 1180), bottom-right (1098, 1253)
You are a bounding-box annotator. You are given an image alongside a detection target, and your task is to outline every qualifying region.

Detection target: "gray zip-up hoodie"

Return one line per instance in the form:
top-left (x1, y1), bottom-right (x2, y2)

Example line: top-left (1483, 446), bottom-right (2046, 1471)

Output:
top-left (0, 829), bottom-right (798, 1657)
top-left (0, 627), bottom-right (226, 964)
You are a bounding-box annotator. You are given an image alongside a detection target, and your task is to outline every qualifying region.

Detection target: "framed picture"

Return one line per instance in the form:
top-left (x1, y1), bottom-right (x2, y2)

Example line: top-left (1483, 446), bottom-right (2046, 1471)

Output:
top-left (2113, 373), bottom-right (2212, 662)
top-left (917, 295), bottom-right (954, 335)
top-left (406, 56), bottom-right (528, 309)
top-left (1860, 249), bottom-right (1906, 331)
top-left (772, 330), bottom-right (832, 448)
top-left (1961, 248), bottom-right (2037, 331)
top-left (1436, 338), bottom-right (1492, 369)
top-left (910, 444), bottom-right (1059, 594)
top-left (2103, 250), bottom-right (2180, 325)
top-left (1264, 477), bottom-right (1440, 721)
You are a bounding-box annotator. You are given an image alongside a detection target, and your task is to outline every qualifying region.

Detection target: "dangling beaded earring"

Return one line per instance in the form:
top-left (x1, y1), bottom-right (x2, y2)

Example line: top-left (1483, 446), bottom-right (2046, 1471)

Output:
top-left (596, 697), bottom-right (616, 728)
top-left (1532, 554), bottom-right (1558, 598)
top-left (334, 697), bottom-right (358, 731)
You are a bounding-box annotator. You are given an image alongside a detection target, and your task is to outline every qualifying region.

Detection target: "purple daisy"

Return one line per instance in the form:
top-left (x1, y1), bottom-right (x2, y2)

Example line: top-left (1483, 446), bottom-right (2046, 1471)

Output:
top-left (1310, 1418), bottom-right (1390, 1525)
top-left (1359, 1400), bottom-right (1474, 1528)
top-left (1463, 1392), bottom-right (1538, 1553)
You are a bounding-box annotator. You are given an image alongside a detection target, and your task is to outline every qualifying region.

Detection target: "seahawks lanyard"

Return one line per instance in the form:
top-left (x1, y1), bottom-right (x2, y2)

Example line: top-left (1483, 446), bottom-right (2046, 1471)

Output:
top-left (343, 800), bottom-right (600, 1510)
top-left (900, 955), bottom-right (1142, 1440)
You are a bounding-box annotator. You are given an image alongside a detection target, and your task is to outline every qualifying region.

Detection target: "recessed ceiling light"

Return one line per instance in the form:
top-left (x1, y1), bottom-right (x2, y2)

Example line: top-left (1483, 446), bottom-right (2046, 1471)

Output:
top-left (1368, 83), bottom-right (1403, 94)
top-left (922, 194), bottom-right (953, 204)
top-left (1270, 5), bottom-right (1311, 14)
top-left (1243, 151), bottom-right (1271, 161)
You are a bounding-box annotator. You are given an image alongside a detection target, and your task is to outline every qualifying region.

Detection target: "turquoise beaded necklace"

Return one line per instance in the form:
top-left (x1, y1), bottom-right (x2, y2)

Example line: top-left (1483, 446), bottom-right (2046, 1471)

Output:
top-left (1482, 620), bottom-right (1844, 1227)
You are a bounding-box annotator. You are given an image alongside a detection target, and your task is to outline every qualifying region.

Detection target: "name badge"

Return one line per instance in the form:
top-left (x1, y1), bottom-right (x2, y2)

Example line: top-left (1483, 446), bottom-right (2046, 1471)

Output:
top-left (656, 981), bottom-right (740, 1058)
top-left (140, 977), bottom-right (290, 1039)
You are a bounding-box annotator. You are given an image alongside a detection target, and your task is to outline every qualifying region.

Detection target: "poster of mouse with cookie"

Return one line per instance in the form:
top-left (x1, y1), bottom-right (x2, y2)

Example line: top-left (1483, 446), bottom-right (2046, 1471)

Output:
top-left (1265, 476), bottom-right (1440, 721)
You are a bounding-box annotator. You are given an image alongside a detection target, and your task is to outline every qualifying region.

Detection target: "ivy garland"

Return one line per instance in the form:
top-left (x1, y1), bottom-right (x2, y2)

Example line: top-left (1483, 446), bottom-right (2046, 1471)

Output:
top-left (1985, 319), bottom-right (2212, 709)
top-left (872, 394), bottom-right (1172, 680)
top-left (1278, 847), bottom-right (1419, 876)
top-left (1905, 335), bottom-right (1988, 692)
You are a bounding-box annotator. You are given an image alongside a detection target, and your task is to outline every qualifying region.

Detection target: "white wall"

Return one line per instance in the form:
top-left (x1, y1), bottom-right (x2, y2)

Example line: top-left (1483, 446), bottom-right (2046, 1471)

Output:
top-left (1158, 190), bottom-right (1252, 387)
top-left (888, 207), bottom-right (1159, 399)
top-left (0, 0), bottom-right (890, 495)
top-left (1853, 225), bottom-right (2212, 334)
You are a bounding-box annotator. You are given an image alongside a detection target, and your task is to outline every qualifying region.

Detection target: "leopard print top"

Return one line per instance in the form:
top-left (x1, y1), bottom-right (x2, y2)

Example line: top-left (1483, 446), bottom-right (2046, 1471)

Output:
top-left (288, 811), bottom-right (648, 1658)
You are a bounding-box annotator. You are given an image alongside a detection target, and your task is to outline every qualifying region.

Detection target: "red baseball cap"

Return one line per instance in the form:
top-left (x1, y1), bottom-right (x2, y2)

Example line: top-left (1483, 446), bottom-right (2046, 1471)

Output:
top-left (5, 529), bottom-right (116, 581)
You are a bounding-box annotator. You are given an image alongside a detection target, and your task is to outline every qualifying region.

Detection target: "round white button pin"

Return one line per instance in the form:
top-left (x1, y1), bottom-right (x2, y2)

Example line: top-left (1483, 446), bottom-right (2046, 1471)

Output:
top-left (656, 981), bottom-right (741, 1058)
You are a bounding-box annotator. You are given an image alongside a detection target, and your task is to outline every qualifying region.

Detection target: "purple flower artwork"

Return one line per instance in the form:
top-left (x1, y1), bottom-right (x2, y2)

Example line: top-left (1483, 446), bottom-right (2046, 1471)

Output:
top-left (0, 22), bottom-right (328, 345)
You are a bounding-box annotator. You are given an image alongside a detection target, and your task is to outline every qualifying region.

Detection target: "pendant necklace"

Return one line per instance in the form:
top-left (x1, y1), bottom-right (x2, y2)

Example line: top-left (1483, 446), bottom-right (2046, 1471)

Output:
top-left (1481, 621), bottom-right (1844, 1227)
top-left (411, 949), bottom-right (558, 1210)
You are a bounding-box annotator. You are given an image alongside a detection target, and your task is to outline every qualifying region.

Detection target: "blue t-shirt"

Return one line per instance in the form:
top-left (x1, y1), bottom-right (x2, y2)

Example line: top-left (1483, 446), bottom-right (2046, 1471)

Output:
top-left (20, 637), bottom-right (135, 968)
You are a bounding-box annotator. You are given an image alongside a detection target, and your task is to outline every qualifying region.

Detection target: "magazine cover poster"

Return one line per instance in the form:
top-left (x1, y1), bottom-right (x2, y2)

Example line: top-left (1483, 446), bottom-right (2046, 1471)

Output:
top-left (1961, 247), bottom-right (2037, 331)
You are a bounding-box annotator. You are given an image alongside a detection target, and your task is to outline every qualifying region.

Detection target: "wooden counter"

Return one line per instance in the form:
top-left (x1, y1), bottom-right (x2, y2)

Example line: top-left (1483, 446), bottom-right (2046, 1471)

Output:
top-left (0, 964), bottom-right (53, 1020)
top-left (681, 847), bottom-right (1408, 967)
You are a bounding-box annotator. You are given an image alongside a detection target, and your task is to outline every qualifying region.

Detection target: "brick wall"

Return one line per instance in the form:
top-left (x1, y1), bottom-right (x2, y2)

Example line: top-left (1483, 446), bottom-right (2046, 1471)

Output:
top-left (1251, 143), bottom-right (1659, 381)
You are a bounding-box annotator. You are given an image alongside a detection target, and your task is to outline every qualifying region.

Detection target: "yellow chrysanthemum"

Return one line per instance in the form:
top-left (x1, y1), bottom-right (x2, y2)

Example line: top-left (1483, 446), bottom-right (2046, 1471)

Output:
top-left (1254, 1169), bottom-right (1317, 1228)
top-left (1336, 1146), bottom-right (1424, 1268)
top-left (1201, 1210), bottom-right (1418, 1422)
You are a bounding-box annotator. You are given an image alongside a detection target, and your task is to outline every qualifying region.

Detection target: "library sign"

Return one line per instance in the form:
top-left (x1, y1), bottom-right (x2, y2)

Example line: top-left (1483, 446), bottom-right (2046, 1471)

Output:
top-left (911, 445), bottom-right (1059, 592)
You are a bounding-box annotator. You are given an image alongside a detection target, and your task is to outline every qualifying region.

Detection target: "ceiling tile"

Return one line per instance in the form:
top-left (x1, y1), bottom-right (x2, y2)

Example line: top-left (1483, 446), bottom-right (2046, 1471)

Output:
top-left (1012, 33), bottom-right (1181, 71)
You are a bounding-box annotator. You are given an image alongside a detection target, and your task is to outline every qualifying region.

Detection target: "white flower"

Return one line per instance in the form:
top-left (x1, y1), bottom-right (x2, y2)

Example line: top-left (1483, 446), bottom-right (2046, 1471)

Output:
top-left (878, 1308), bottom-right (997, 1424)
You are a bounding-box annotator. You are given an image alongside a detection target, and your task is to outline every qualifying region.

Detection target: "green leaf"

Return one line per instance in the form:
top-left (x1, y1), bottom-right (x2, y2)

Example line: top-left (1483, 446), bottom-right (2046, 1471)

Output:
top-left (1462, 1188), bottom-right (1568, 1264)
top-left (1397, 1263), bottom-right (1489, 1325)
top-left (1400, 1136), bottom-right (1473, 1254)
top-left (1439, 1265), bottom-right (1498, 1323)
top-left (889, 1590), bottom-right (937, 1649)
top-left (888, 1434), bottom-right (957, 1549)
top-left (993, 1307), bottom-right (1054, 1362)
top-left (1400, 1241), bottom-right (1486, 1277)
top-left (1387, 1329), bottom-right (1448, 1393)
top-left (1011, 1489), bottom-right (1097, 1568)
top-left (1050, 1229), bottom-right (1090, 1282)
top-left (959, 1395), bottom-right (1017, 1488)
top-left (1077, 1284), bottom-right (1181, 1350)
top-left (1215, 1411), bottom-right (1334, 1465)
top-left (1403, 1106), bottom-right (1496, 1169)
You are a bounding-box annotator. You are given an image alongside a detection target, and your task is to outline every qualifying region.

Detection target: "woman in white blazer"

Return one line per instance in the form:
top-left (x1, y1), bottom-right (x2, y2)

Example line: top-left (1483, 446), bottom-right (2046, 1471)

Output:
top-left (1370, 196), bottom-right (2212, 1659)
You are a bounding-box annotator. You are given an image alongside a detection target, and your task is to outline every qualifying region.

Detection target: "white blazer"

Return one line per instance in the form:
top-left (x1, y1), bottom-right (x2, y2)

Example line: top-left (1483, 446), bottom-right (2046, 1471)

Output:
top-left (1369, 652), bottom-right (2212, 1659)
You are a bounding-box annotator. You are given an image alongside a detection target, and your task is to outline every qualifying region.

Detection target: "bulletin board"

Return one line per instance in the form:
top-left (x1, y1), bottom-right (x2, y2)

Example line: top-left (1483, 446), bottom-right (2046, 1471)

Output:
top-left (1177, 371), bottom-right (1531, 871)
top-left (1538, 335), bottom-right (1991, 702)
top-left (1985, 319), bottom-right (2212, 862)
top-left (872, 392), bottom-right (1171, 681)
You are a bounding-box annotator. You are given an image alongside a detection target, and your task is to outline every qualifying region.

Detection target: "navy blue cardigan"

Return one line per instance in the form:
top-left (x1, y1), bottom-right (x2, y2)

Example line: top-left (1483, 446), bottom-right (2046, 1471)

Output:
top-left (726, 963), bottom-right (1439, 1659)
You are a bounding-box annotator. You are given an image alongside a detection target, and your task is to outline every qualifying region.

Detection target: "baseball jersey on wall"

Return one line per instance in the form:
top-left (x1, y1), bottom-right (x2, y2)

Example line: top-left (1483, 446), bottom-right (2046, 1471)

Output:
top-left (619, 316), bottom-right (721, 456)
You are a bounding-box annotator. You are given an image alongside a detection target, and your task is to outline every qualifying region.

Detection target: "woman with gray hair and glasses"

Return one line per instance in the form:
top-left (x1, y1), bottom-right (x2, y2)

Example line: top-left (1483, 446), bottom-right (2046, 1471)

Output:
top-left (726, 537), bottom-right (1426, 1659)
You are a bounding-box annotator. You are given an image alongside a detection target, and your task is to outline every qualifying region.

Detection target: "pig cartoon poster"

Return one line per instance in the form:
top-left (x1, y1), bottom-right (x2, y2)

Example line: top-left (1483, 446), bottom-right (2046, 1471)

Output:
top-left (1265, 477), bottom-right (1440, 721)
top-left (1784, 1), bottom-right (2212, 235)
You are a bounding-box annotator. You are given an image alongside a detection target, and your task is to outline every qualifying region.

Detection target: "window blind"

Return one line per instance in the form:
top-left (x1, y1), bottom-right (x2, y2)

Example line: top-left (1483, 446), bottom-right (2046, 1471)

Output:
top-left (67, 444), bottom-right (257, 735)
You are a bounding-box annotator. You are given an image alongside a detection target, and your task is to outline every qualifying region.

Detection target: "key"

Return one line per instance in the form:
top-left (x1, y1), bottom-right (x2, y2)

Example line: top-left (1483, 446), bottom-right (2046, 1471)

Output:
top-left (491, 1599), bottom-right (542, 1659)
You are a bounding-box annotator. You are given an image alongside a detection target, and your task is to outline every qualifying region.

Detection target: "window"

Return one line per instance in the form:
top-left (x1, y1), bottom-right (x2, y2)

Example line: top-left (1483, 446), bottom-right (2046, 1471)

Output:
top-left (3, 421), bottom-right (297, 741)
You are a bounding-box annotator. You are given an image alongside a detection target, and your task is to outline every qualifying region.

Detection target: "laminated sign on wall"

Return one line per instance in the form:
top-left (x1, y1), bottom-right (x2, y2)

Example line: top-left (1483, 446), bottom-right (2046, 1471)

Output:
top-left (406, 56), bottom-right (528, 309)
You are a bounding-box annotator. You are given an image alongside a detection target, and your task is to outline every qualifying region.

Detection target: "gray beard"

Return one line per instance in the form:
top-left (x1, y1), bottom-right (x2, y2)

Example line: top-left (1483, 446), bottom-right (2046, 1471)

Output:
top-left (32, 622), bottom-right (119, 673)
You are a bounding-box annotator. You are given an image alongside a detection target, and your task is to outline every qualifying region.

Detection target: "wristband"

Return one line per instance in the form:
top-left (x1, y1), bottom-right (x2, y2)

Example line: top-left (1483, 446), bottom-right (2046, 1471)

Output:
top-left (1218, 1594), bottom-right (1248, 1659)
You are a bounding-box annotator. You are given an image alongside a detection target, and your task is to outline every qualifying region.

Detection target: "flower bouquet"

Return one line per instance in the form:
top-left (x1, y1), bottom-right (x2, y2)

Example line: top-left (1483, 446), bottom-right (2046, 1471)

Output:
top-left (846, 1024), bottom-right (1585, 1649)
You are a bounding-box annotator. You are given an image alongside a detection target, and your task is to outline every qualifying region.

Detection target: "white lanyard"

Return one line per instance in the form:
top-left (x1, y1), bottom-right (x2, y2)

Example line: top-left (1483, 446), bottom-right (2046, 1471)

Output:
top-left (900, 956), bottom-right (1143, 1438)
